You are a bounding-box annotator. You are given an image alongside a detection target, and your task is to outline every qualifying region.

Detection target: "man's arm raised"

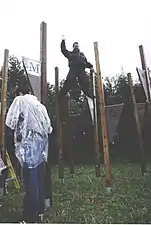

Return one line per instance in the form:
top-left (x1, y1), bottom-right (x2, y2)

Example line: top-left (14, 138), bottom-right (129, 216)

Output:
top-left (61, 36), bottom-right (70, 59)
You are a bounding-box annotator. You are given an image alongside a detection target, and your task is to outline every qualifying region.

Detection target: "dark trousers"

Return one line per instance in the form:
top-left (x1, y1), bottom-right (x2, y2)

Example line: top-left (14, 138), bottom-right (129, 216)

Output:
top-left (22, 162), bottom-right (45, 222)
top-left (44, 162), bottom-right (53, 206)
top-left (59, 69), bottom-right (93, 98)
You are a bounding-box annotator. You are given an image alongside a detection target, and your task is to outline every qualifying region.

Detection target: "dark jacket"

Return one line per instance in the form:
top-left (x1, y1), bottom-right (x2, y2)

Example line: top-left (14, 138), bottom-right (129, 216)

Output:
top-left (61, 40), bottom-right (93, 70)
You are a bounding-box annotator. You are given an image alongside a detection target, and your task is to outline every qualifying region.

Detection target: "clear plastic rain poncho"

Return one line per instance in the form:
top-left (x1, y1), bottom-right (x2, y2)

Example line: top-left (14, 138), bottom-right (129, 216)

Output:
top-left (0, 156), bottom-right (7, 175)
top-left (5, 94), bottom-right (53, 169)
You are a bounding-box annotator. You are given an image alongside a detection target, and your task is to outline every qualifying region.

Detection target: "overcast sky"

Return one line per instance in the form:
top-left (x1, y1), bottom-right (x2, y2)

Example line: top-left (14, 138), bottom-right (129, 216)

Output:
top-left (0, 0), bottom-right (151, 84)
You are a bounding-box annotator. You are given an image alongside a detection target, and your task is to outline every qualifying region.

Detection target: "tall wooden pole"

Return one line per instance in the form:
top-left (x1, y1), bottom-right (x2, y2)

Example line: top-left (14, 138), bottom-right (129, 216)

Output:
top-left (90, 69), bottom-right (100, 177)
top-left (93, 42), bottom-right (112, 187)
top-left (127, 73), bottom-right (146, 175)
top-left (40, 21), bottom-right (47, 106)
top-left (0, 49), bottom-right (9, 161)
top-left (55, 67), bottom-right (64, 179)
top-left (0, 50), bottom-right (9, 195)
top-left (40, 22), bottom-right (53, 208)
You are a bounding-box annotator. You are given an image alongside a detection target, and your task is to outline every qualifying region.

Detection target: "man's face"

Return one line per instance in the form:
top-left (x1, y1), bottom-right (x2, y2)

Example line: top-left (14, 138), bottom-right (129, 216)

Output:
top-left (73, 42), bottom-right (79, 51)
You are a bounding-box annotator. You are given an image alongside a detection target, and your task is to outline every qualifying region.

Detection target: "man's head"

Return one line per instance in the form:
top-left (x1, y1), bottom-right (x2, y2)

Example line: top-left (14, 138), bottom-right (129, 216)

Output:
top-left (15, 85), bottom-right (30, 96)
top-left (73, 42), bottom-right (80, 51)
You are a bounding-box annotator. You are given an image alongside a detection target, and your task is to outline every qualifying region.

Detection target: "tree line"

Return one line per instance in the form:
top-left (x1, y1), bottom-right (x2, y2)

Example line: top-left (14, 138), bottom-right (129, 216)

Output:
top-left (3, 56), bottom-right (150, 165)
top-left (3, 56), bottom-right (146, 114)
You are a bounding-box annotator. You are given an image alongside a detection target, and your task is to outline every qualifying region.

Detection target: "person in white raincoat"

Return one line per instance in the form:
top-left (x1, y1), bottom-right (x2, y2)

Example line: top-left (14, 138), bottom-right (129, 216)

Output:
top-left (5, 85), bottom-right (53, 223)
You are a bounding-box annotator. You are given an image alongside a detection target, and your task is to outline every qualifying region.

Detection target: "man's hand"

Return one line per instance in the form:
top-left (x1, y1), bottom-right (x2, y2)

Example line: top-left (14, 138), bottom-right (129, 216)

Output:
top-left (62, 35), bottom-right (65, 40)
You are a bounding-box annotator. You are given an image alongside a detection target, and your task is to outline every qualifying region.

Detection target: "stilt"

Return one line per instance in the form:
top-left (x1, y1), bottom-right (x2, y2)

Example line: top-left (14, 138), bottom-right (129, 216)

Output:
top-left (55, 67), bottom-right (64, 179)
top-left (89, 69), bottom-right (100, 177)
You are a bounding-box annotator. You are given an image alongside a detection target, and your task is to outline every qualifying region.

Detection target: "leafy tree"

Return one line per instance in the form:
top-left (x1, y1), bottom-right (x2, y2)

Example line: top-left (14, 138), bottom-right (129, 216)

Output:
top-left (6, 56), bottom-right (88, 119)
top-left (114, 74), bottom-right (130, 103)
top-left (6, 56), bottom-right (146, 114)
top-left (7, 56), bottom-right (29, 107)
top-left (5, 55), bottom-right (150, 163)
top-left (104, 76), bottom-right (117, 105)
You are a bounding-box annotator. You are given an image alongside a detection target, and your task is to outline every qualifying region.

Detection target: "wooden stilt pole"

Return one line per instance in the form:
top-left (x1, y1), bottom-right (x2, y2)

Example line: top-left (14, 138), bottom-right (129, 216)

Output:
top-left (90, 69), bottom-right (100, 177)
top-left (93, 42), bottom-right (112, 187)
top-left (0, 49), bottom-right (9, 162)
top-left (66, 95), bottom-right (74, 175)
top-left (55, 67), bottom-right (64, 180)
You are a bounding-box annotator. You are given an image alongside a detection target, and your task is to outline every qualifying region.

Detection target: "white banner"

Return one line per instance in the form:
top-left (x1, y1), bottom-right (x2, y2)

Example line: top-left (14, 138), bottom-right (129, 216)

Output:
top-left (22, 57), bottom-right (41, 101)
top-left (136, 67), bottom-right (151, 102)
top-left (22, 57), bottom-right (41, 77)
top-left (86, 96), bottom-right (94, 122)
top-left (105, 103), bottom-right (124, 143)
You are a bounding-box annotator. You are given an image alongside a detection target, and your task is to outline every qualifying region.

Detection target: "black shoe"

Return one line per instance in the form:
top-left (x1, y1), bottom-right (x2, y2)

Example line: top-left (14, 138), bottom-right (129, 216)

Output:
top-left (19, 221), bottom-right (26, 224)
top-left (16, 216), bottom-right (36, 224)
top-left (14, 219), bottom-right (26, 224)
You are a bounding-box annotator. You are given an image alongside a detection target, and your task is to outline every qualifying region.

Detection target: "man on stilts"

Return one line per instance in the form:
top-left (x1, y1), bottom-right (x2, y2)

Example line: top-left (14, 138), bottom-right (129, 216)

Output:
top-left (59, 36), bottom-right (94, 99)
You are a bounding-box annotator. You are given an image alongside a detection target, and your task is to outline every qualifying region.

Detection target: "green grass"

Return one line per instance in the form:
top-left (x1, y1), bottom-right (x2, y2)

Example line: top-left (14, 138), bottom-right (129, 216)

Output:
top-left (1, 162), bottom-right (151, 223)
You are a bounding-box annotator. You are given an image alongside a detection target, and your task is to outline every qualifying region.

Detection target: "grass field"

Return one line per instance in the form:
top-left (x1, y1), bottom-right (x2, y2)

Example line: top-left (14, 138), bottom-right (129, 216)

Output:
top-left (1, 162), bottom-right (151, 223)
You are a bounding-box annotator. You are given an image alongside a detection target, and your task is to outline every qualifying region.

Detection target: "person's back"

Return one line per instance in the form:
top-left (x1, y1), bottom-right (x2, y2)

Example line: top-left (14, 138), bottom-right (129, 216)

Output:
top-left (5, 85), bottom-right (53, 223)
top-left (6, 93), bottom-right (51, 168)
top-left (16, 94), bottom-right (51, 137)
